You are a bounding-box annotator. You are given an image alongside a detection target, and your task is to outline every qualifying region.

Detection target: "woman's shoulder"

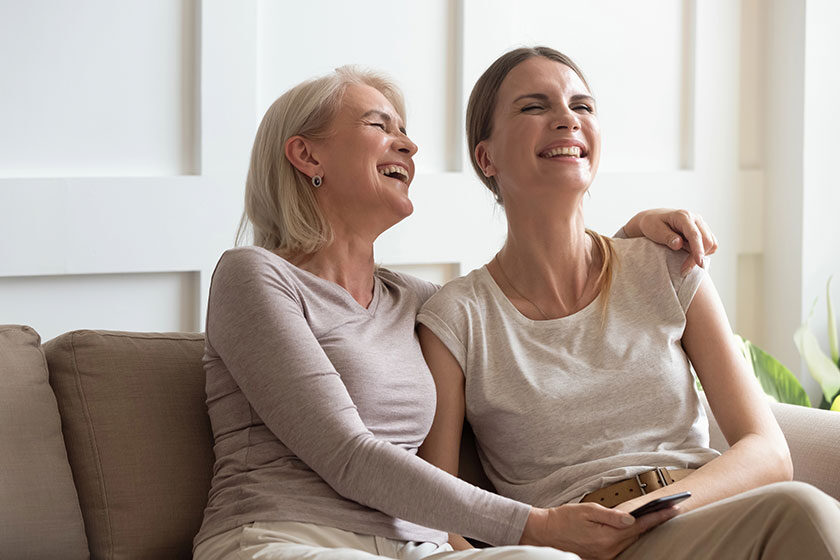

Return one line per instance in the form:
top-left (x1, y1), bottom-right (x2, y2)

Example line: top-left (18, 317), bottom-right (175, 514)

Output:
top-left (613, 237), bottom-right (683, 276)
top-left (611, 237), bottom-right (705, 311)
top-left (211, 245), bottom-right (302, 290)
top-left (420, 268), bottom-right (486, 317)
top-left (376, 267), bottom-right (439, 305)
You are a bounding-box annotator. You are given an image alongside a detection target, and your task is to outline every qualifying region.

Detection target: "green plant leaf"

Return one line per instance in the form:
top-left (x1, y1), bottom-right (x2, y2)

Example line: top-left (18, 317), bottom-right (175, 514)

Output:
top-left (743, 339), bottom-right (811, 407)
top-left (794, 323), bottom-right (840, 404)
top-left (832, 394), bottom-right (840, 412)
top-left (828, 276), bottom-right (838, 364)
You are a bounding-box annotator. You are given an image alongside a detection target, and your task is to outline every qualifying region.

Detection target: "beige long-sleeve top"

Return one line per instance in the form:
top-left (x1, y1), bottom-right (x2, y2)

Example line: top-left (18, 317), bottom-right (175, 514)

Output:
top-left (193, 246), bottom-right (530, 550)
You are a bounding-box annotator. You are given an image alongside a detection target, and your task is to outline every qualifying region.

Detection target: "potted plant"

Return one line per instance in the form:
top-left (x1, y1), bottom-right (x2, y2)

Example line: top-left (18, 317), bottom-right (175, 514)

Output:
top-left (737, 277), bottom-right (839, 411)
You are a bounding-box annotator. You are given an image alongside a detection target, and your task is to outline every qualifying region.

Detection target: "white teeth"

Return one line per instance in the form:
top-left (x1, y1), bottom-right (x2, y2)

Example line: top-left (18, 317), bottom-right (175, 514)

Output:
top-left (541, 146), bottom-right (582, 158)
top-left (377, 164), bottom-right (409, 181)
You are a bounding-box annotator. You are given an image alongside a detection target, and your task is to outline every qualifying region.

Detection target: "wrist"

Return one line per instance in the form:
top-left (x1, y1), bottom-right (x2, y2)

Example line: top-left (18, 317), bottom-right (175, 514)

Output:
top-left (519, 507), bottom-right (548, 546)
top-left (623, 213), bottom-right (644, 238)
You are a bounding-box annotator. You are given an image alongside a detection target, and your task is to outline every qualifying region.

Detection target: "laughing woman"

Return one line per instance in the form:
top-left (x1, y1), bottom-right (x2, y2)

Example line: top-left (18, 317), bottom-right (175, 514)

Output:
top-left (193, 65), bottom-right (720, 560)
top-left (417, 47), bottom-right (840, 560)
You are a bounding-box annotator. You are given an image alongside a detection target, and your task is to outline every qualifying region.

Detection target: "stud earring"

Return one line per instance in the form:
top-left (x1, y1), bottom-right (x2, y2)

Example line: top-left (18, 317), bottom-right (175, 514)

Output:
top-left (311, 175), bottom-right (322, 188)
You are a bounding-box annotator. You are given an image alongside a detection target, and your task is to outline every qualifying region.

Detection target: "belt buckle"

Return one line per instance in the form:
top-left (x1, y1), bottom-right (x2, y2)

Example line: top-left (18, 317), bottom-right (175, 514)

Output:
top-left (655, 467), bottom-right (671, 487)
top-left (635, 468), bottom-right (671, 496)
top-left (634, 473), bottom-right (648, 495)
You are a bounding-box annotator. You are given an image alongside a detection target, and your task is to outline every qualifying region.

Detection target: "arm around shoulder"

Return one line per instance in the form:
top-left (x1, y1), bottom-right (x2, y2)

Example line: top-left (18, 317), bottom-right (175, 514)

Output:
top-left (207, 250), bottom-right (531, 546)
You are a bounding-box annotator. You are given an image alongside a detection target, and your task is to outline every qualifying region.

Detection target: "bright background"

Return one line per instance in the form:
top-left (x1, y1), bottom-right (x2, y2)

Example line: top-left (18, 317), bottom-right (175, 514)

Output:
top-left (1, 0), bottom-right (838, 402)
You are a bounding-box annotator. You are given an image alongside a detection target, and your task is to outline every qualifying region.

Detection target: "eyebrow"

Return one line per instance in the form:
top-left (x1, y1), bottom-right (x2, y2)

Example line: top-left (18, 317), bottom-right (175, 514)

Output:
top-left (361, 109), bottom-right (392, 122)
top-left (513, 93), bottom-right (596, 105)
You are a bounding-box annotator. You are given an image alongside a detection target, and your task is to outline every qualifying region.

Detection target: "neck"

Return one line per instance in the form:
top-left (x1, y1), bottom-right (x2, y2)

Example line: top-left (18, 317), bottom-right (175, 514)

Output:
top-left (287, 229), bottom-right (377, 308)
top-left (493, 193), bottom-right (599, 317)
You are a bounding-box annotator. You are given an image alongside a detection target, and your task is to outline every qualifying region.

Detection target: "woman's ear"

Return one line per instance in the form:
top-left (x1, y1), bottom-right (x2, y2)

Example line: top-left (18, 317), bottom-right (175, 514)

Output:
top-left (285, 135), bottom-right (323, 178)
top-left (475, 142), bottom-right (496, 177)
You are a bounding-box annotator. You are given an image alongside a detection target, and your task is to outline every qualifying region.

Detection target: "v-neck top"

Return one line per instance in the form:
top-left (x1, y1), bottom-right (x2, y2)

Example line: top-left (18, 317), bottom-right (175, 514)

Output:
top-left (194, 246), bottom-right (531, 550)
top-left (417, 238), bottom-right (720, 508)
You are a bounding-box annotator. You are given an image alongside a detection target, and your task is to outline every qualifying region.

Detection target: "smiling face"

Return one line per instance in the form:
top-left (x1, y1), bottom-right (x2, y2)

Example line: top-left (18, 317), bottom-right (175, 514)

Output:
top-left (312, 83), bottom-right (418, 235)
top-left (475, 57), bottom-right (601, 202)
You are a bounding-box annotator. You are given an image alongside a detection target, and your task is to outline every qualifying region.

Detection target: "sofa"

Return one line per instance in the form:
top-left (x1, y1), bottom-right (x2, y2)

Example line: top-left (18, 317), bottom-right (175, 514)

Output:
top-left (1, 325), bottom-right (839, 560)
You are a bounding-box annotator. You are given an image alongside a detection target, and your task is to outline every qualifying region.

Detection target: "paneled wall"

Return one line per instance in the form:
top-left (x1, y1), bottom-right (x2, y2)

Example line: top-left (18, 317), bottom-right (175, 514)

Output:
top-left (1, 0), bottom-right (834, 402)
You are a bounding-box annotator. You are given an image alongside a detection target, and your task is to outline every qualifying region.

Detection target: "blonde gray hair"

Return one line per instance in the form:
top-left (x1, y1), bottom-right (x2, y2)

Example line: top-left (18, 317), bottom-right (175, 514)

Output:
top-left (236, 66), bottom-right (406, 256)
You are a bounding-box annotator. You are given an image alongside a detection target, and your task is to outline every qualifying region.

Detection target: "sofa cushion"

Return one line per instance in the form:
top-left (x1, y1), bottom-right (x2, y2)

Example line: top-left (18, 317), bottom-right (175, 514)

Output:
top-left (44, 330), bottom-right (213, 560)
top-left (0, 325), bottom-right (89, 559)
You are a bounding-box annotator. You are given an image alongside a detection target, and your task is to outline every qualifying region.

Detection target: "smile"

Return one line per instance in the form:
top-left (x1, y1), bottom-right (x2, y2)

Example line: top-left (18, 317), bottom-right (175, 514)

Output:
top-left (377, 164), bottom-right (410, 183)
top-left (539, 146), bottom-right (586, 159)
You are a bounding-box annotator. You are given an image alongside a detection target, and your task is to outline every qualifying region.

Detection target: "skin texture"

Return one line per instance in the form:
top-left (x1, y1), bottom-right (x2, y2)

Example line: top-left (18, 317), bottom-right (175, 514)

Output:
top-left (283, 84), bottom-right (417, 306)
top-left (418, 56), bottom-right (791, 559)
top-left (280, 76), bottom-right (726, 554)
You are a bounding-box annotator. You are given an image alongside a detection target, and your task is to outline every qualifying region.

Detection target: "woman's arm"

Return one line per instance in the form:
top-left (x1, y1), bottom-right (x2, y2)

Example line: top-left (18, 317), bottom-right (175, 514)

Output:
top-left (207, 250), bottom-right (530, 546)
top-left (623, 209), bottom-right (718, 275)
top-left (615, 274), bottom-right (792, 515)
top-left (417, 325), bottom-right (472, 549)
top-left (418, 324), bottom-right (678, 558)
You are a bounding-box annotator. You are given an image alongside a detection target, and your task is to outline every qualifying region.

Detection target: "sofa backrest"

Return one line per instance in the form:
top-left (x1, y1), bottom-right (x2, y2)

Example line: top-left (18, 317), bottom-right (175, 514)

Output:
top-left (20, 327), bottom-right (837, 560)
top-left (0, 325), bottom-right (89, 559)
top-left (44, 330), bottom-right (213, 560)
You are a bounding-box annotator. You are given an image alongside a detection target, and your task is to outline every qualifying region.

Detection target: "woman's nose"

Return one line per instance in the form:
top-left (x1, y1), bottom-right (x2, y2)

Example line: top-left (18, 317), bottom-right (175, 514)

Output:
top-left (552, 109), bottom-right (580, 131)
top-left (395, 133), bottom-right (418, 156)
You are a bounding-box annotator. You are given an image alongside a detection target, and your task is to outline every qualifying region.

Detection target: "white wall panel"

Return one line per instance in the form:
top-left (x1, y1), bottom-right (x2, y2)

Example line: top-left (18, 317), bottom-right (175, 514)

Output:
top-left (0, 0), bottom-right (198, 177)
top-left (0, 272), bottom-right (199, 342)
top-left (385, 263), bottom-right (461, 286)
top-left (257, 0), bottom-right (459, 173)
top-left (739, 0), bottom-right (764, 170)
top-left (462, 0), bottom-right (689, 173)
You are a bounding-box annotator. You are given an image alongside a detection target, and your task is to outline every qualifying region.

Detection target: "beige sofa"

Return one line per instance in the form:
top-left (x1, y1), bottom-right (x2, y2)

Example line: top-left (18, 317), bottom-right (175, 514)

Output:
top-left (1, 325), bottom-right (839, 560)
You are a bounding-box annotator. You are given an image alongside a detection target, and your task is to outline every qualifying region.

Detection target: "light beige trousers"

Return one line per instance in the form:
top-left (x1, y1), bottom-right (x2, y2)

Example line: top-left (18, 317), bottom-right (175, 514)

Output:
top-left (194, 482), bottom-right (839, 560)
top-left (193, 521), bottom-right (575, 560)
top-left (617, 481), bottom-right (840, 560)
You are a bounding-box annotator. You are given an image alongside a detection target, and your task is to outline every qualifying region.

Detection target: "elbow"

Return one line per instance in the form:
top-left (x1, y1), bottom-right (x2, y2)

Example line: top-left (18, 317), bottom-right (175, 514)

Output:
top-left (778, 445), bottom-right (794, 482)
top-left (768, 436), bottom-right (794, 482)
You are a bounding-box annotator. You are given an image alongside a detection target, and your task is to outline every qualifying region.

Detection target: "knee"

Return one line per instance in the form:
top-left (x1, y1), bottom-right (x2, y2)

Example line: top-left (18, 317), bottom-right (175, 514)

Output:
top-left (758, 481), bottom-right (839, 530)
top-left (762, 481), bottom-right (834, 510)
top-left (508, 547), bottom-right (580, 560)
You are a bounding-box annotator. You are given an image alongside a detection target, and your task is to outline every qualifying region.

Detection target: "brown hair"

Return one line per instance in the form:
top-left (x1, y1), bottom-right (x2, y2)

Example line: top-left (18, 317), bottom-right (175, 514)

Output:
top-left (236, 66), bottom-right (406, 256)
top-left (466, 46), bottom-right (617, 315)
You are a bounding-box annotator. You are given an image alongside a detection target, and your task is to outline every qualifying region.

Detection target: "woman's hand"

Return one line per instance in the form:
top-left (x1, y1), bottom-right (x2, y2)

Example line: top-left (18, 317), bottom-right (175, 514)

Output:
top-left (623, 209), bottom-right (718, 275)
top-left (520, 503), bottom-right (678, 560)
top-left (448, 533), bottom-right (474, 551)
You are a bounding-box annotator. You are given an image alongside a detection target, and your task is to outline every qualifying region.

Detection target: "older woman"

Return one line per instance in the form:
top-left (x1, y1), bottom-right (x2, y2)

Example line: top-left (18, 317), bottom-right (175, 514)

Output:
top-left (417, 47), bottom-right (840, 560)
top-left (192, 65), bottom-right (718, 560)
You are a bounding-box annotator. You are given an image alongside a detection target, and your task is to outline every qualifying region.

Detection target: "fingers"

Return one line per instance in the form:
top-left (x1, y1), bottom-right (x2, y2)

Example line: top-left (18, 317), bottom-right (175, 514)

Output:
top-left (695, 215), bottom-right (718, 256)
top-left (630, 505), bottom-right (680, 534)
top-left (667, 210), bottom-right (705, 273)
top-left (584, 504), bottom-right (637, 529)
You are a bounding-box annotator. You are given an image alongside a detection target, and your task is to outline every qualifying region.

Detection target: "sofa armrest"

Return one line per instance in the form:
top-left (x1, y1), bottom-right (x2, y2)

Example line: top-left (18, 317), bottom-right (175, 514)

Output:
top-left (702, 392), bottom-right (840, 500)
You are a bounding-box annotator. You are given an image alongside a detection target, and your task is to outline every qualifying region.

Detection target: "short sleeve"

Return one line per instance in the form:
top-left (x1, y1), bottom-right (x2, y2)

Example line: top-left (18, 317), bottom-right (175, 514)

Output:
top-left (662, 249), bottom-right (707, 313)
top-left (416, 280), bottom-right (475, 372)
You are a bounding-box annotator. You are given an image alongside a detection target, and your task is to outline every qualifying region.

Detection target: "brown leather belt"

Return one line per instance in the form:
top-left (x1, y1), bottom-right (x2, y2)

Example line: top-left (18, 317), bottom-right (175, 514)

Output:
top-left (581, 468), bottom-right (695, 508)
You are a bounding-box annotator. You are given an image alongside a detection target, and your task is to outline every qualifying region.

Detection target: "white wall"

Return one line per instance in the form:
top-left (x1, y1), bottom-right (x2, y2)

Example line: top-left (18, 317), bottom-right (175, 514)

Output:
top-left (1, 0), bottom-right (836, 396)
top-left (757, 0), bottom-right (840, 402)
top-left (802, 0), bottom-right (840, 399)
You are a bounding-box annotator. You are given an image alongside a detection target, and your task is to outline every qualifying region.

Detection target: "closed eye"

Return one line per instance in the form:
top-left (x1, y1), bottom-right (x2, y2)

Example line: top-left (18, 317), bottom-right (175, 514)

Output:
top-left (370, 122), bottom-right (386, 130)
top-left (521, 104), bottom-right (545, 113)
top-left (573, 104), bottom-right (594, 113)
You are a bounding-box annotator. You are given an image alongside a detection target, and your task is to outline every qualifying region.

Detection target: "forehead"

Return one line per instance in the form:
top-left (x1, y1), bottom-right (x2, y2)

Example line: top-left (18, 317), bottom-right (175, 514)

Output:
top-left (339, 83), bottom-right (404, 125)
top-left (498, 57), bottom-right (589, 101)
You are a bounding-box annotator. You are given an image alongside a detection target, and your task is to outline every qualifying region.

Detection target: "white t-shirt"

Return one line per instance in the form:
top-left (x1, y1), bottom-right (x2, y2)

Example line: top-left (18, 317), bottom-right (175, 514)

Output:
top-left (417, 238), bottom-right (720, 507)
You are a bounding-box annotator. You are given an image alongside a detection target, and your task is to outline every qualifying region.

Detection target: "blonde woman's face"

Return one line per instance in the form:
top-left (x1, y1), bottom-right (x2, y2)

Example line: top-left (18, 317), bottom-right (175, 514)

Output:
top-left (312, 84), bottom-right (418, 233)
top-left (477, 57), bottom-right (601, 200)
